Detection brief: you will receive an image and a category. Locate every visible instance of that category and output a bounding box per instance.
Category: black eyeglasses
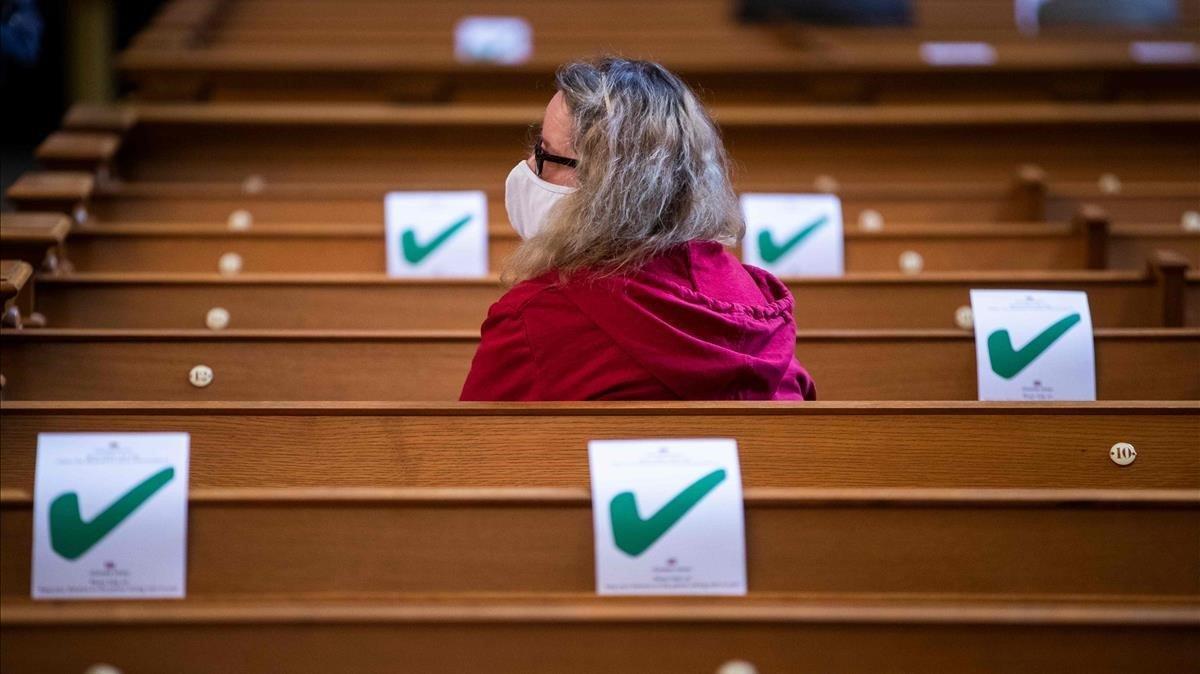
[533,135,578,177]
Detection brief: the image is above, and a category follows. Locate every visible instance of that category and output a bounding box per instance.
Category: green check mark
[49,467,175,561]
[401,214,473,265]
[987,313,1081,379]
[758,215,829,264]
[610,469,726,557]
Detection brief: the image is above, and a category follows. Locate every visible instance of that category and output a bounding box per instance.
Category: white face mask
[504,160,577,239]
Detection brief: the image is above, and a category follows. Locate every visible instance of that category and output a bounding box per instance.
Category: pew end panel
[0,212,72,275]
[4,173,95,225]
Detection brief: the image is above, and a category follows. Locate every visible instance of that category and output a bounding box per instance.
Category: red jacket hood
[556,241,815,400]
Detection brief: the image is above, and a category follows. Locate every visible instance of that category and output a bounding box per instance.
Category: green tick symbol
[757,215,829,264]
[987,313,1081,379]
[401,214,473,264]
[609,469,726,557]
[49,467,175,560]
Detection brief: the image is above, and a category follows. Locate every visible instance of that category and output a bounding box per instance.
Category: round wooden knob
[227,209,253,231]
[858,209,884,231]
[206,307,231,331]
[899,250,924,275]
[242,174,266,194]
[1097,173,1122,195]
[716,661,758,674]
[813,174,839,193]
[218,253,243,276]
[954,305,974,330]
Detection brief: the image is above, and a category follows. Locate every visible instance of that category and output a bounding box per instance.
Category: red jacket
[460,240,816,401]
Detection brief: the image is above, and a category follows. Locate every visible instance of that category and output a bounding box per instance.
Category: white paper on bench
[455,16,533,65]
[740,193,845,277]
[970,290,1096,401]
[1129,41,1199,64]
[385,191,488,277]
[32,433,190,600]
[920,42,998,66]
[588,439,747,596]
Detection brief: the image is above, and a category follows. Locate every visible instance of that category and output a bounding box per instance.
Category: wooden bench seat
[4,595,1196,673]
[28,258,1196,330]
[1,328,1195,400]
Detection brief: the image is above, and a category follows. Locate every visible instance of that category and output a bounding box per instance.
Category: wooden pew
[2,401,1197,670]
[1,485,1195,599]
[3,595,1196,673]
[1046,180,1200,225]
[40,102,1200,184]
[0,262,35,329]
[0,328,1195,400]
[0,213,72,274]
[117,0,1200,104]
[28,254,1196,330]
[53,213,1200,273]
[4,401,1196,490]
[16,150,1197,230]
[77,175,1198,229]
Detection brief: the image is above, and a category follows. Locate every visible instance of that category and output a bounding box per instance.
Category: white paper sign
[385,191,488,277]
[741,193,844,276]
[454,16,532,65]
[920,42,998,66]
[32,433,190,599]
[588,439,746,596]
[1130,41,1198,64]
[970,290,1096,401]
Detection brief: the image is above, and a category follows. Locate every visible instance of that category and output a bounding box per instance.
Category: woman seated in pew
[461,57,815,401]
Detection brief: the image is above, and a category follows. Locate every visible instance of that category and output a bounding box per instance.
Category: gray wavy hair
[503,57,745,283]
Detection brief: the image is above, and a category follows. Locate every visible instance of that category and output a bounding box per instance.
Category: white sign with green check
[385,191,489,277]
[588,439,746,596]
[740,193,844,276]
[32,433,190,599]
[970,290,1096,401]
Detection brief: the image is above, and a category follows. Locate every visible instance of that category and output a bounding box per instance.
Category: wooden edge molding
[0,400,1196,415]
[0,260,33,302]
[2,327,1198,342]
[2,596,1197,626]
[112,101,1200,128]
[34,132,122,164]
[62,103,138,133]
[5,171,95,204]
[2,487,1197,507]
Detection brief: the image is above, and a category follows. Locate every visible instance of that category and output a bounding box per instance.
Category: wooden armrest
[34,131,122,174]
[1148,249,1191,328]
[1012,163,1047,221]
[4,172,95,221]
[0,212,72,272]
[0,260,32,304]
[1073,203,1110,270]
[62,103,136,134]
[0,212,71,245]
[0,259,39,328]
